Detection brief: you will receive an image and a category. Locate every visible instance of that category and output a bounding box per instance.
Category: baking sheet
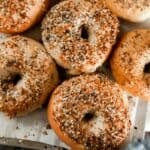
[0,1,150,149]
[145,102,150,132]
[0,109,68,149]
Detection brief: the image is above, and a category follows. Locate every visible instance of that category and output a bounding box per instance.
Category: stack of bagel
[0,0,149,149]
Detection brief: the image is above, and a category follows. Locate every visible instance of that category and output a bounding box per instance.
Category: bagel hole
[144,63,150,73]
[83,112,95,122]
[81,25,89,40]
[10,73,22,86]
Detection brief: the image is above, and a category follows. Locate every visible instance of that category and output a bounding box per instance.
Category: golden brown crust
[110,29,150,101]
[42,0,119,75]
[104,0,150,22]
[0,35,59,117]
[48,100,84,150]
[0,0,50,34]
[48,74,131,150]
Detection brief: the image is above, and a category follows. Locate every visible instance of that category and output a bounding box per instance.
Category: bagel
[48,74,131,150]
[0,0,50,34]
[111,29,150,101]
[0,35,59,117]
[42,0,119,75]
[104,0,150,22]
